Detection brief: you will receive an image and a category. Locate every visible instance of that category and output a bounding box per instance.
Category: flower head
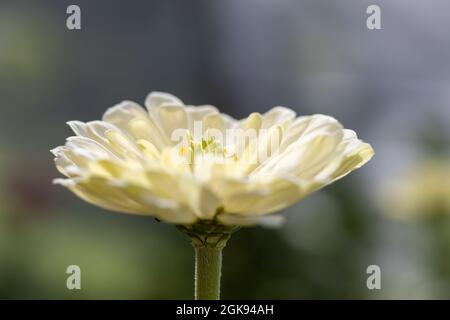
[52,92,373,226]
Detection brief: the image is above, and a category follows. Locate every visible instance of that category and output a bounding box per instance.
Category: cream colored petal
[257,125,283,163]
[102,100,148,127]
[128,118,170,150]
[65,136,117,159]
[202,113,226,136]
[144,91,184,123]
[67,120,138,158]
[53,152,120,180]
[261,106,296,129]
[225,113,262,173]
[145,91,184,112]
[185,105,219,132]
[159,146,192,175]
[327,140,374,182]
[55,176,197,224]
[279,114,341,152]
[251,120,344,178]
[206,136,260,179]
[65,124,146,166]
[66,120,89,137]
[117,182,198,224]
[54,178,132,213]
[103,130,146,163]
[69,120,112,144]
[146,170,221,220]
[303,129,374,184]
[217,213,285,227]
[224,187,299,215]
[201,113,238,145]
[52,137,119,176]
[155,104,189,144]
[238,112,262,131]
[293,133,345,180]
[240,127,372,213]
[54,177,149,214]
[135,139,161,163]
[209,175,305,215]
[51,148,80,177]
[83,159,147,187]
[100,101,169,150]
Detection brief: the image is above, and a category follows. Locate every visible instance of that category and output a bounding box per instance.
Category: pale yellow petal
[261,106,296,129]
[128,117,169,150]
[251,120,344,178]
[146,170,221,219]
[279,114,341,152]
[145,91,184,112]
[217,213,285,227]
[238,112,262,131]
[153,105,189,144]
[100,101,169,150]
[210,176,305,215]
[185,105,219,132]
[54,176,197,224]
[102,100,148,127]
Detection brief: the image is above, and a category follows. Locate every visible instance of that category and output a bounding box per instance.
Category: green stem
[177,222,239,300]
[194,245,223,300]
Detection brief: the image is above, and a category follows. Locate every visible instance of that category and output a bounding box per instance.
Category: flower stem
[194,245,223,300]
[177,222,239,300]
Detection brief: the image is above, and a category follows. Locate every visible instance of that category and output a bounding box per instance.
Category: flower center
[177,136,239,165]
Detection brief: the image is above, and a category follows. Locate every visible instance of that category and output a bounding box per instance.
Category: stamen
[179,146,188,156]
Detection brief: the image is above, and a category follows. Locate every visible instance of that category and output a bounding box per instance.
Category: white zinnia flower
[52,92,374,227]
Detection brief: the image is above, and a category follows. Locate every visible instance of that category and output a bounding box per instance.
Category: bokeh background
[1,0,449,299]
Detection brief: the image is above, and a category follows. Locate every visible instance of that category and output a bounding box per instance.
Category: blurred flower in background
[380,158,450,220]
[378,157,450,297]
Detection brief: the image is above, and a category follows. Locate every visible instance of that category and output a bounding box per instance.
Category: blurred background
[0,0,449,299]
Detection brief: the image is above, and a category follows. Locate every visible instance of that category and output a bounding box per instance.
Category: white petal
[251,119,344,178]
[54,176,148,214]
[155,104,189,143]
[279,114,341,152]
[144,91,183,113]
[101,101,169,150]
[67,120,133,156]
[210,175,305,215]
[146,170,221,219]
[217,213,285,227]
[103,129,146,163]
[52,137,120,178]
[65,136,117,160]
[186,105,219,132]
[238,112,262,130]
[66,176,196,224]
[102,100,148,126]
[261,106,296,129]
[128,118,169,150]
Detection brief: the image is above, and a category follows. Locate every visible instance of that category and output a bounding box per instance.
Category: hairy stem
[194,245,223,300]
[177,222,239,300]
